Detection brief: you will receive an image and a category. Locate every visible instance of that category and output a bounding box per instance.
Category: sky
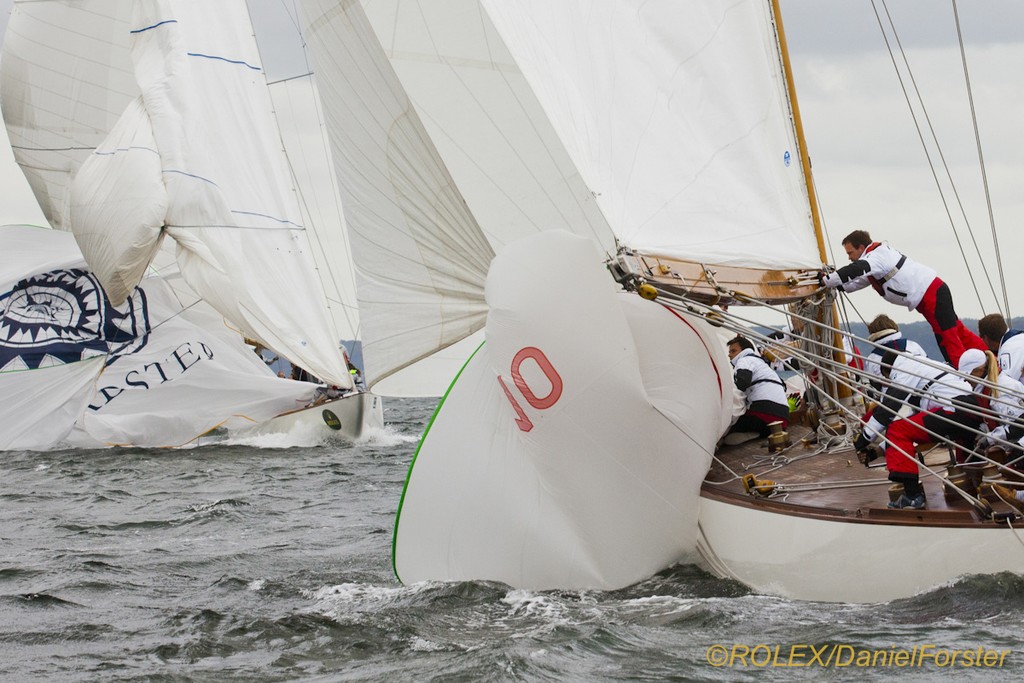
[1,0,1022,327]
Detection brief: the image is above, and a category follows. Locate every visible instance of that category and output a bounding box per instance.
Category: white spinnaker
[300,0,494,389]
[69,96,168,306]
[0,358,106,450]
[71,277,315,448]
[0,226,102,450]
[361,0,615,255]
[394,231,732,589]
[481,0,820,268]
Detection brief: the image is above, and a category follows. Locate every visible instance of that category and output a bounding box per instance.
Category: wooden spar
[770,0,826,265]
[770,0,851,400]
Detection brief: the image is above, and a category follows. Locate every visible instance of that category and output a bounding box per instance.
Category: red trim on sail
[662,306,723,399]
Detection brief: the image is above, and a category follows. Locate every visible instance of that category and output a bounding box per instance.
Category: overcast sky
[1,0,1021,325]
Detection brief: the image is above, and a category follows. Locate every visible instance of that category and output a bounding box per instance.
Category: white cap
[958,348,987,375]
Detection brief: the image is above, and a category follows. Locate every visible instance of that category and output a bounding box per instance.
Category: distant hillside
[846,317,1024,361]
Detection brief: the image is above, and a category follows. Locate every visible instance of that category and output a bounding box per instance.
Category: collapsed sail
[299,0,495,390]
[0,227,106,449]
[481,0,821,268]
[70,275,316,448]
[0,225,316,450]
[1,0,353,388]
[394,231,733,589]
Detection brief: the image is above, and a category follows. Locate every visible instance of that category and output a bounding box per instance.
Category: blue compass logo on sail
[0,269,150,371]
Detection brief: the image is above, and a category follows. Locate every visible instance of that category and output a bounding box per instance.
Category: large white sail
[1,0,353,388]
[0,225,314,449]
[481,0,821,268]
[0,1,136,230]
[361,0,616,255]
[0,226,105,449]
[395,231,733,589]
[248,0,362,344]
[299,0,495,388]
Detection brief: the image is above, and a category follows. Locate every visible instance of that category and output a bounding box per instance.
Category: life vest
[863,242,907,297]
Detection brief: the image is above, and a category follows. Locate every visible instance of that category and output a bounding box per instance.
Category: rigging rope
[951,0,1011,322]
[871,0,1001,316]
[654,286,1023,510]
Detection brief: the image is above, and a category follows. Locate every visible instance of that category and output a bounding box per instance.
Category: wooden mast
[769,0,852,401]
[770,0,827,264]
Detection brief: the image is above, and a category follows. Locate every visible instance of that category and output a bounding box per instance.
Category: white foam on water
[302,581,430,615]
[356,424,419,448]
[208,420,334,449]
[409,636,446,652]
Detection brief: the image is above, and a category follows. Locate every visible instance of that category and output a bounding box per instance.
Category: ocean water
[2,397,1023,682]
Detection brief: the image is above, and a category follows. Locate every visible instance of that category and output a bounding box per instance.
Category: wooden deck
[702,423,1022,527]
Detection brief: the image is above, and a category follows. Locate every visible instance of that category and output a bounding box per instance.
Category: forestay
[394,231,733,589]
[481,0,821,268]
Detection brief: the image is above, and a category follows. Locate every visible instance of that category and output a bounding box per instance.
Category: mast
[770,0,826,264]
[769,0,852,402]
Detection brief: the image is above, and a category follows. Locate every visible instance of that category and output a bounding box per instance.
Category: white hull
[697,496,1024,603]
[232,392,384,442]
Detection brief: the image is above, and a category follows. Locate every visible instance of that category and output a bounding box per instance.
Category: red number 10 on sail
[497,347,563,432]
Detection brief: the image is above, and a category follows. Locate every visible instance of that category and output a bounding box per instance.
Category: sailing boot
[888,473,926,510]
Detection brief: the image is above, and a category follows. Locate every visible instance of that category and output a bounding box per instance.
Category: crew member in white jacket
[820,229,986,370]
[723,335,790,446]
[977,313,1024,384]
[959,348,1024,514]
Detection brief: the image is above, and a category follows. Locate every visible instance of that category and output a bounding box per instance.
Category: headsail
[299,0,495,389]
[394,231,733,589]
[362,0,616,254]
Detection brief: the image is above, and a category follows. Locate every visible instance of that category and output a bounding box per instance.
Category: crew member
[861,314,928,398]
[977,313,1024,384]
[723,335,789,446]
[857,348,982,509]
[820,230,985,369]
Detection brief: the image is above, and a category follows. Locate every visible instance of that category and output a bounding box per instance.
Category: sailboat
[279,0,1024,602]
[0,0,382,448]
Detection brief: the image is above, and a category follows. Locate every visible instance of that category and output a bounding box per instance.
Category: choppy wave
[3,397,1024,682]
